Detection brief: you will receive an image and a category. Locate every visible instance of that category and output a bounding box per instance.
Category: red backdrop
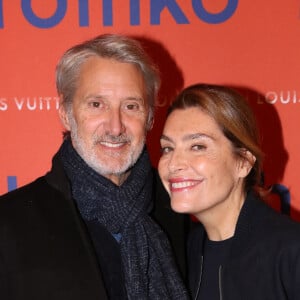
[1,0,299,220]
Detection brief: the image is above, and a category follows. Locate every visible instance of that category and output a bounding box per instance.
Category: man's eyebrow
[124,96,144,102]
[84,94,105,100]
[84,95,144,102]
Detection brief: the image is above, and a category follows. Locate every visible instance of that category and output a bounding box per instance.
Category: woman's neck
[195,190,246,241]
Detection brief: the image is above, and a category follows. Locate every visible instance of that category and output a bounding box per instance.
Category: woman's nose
[168,150,188,173]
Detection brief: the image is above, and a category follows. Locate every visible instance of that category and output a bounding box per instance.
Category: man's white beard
[68,113,145,177]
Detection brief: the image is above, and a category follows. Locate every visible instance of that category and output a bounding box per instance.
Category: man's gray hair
[56,34,160,127]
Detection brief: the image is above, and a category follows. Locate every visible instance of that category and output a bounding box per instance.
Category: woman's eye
[160,146,172,155]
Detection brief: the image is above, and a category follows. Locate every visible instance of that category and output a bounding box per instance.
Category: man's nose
[105,108,125,136]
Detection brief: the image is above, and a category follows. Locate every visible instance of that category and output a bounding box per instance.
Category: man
[0,34,189,299]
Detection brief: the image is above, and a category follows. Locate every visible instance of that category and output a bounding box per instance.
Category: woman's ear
[58,96,71,131]
[239,149,256,178]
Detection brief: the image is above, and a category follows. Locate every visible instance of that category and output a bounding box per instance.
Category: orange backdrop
[1,0,299,220]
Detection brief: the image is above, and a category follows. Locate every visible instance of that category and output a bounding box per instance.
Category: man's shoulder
[1,176,46,198]
[0,177,50,230]
[0,176,52,212]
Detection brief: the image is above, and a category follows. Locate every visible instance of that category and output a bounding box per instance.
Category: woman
[158,83,300,300]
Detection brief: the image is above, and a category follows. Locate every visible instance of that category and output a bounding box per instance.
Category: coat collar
[45,151,72,199]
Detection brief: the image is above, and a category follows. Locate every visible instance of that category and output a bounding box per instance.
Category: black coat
[0,152,189,300]
[188,191,300,300]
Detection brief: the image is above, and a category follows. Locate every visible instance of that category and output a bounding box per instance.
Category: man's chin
[89,159,132,176]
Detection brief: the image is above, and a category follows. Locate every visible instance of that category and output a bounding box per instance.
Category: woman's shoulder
[248,198,300,250]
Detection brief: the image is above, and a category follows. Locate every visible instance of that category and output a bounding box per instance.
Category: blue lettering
[271,184,291,216]
[192,0,238,24]
[130,0,140,25]
[0,0,3,28]
[103,0,113,26]
[0,0,239,29]
[21,0,67,28]
[7,176,17,192]
[151,0,189,25]
[79,0,89,26]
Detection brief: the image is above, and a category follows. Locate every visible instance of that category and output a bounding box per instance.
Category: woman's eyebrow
[160,132,213,143]
[160,134,173,142]
[186,133,213,141]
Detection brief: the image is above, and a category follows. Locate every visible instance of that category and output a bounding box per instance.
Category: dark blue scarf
[59,139,188,300]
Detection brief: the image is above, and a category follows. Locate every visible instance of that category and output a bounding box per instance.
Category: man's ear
[58,96,71,131]
[147,116,154,131]
[239,149,256,178]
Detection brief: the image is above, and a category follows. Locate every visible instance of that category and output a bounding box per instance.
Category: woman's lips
[169,178,202,192]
